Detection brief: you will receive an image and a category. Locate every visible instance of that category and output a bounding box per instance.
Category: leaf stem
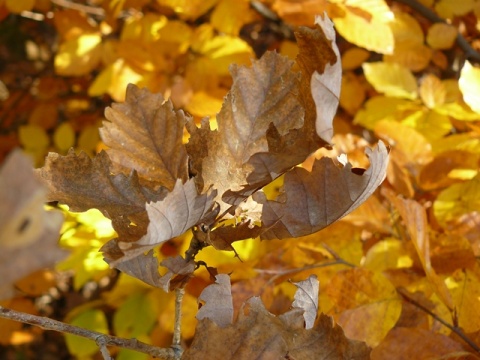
[398,289,480,353]
[0,306,177,360]
[392,0,480,63]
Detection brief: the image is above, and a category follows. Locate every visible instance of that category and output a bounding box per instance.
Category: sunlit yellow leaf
[333,5,394,54]
[459,61,480,114]
[363,62,418,99]
[55,33,102,76]
[419,74,446,109]
[430,133,480,155]
[65,309,109,358]
[389,10,424,45]
[185,91,223,119]
[210,0,254,36]
[401,109,452,141]
[341,47,370,70]
[155,0,218,20]
[53,122,75,153]
[446,265,480,333]
[157,20,193,55]
[448,168,478,180]
[354,95,419,129]
[427,23,458,49]
[5,0,34,13]
[364,238,413,272]
[121,13,167,43]
[88,59,144,101]
[374,120,432,165]
[326,268,402,346]
[434,174,480,226]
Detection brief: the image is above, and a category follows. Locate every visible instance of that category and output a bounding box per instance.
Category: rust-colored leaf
[102,84,189,190]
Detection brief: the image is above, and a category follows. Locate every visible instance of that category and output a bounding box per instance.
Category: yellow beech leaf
[383,42,432,72]
[364,238,413,272]
[419,74,446,109]
[427,23,458,49]
[363,62,418,99]
[446,266,480,333]
[155,0,218,20]
[401,109,452,141]
[333,6,394,54]
[430,133,480,155]
[341,47,370,70]
[210,0,254,36]
[19,124,49,150]
[354,96,419,129]
[374,120,432,165]
[55,33,102,76]
[53,122,75,153]
[5,0,34,14]
[459,61,480,114]
[340,72,366,115]
[389,10,424,45]
[434,174,480,226]
[77,124,101,155]
[435,0,476,18]
[185,91,223,119]
[326,267,402,346]
[88,59,144,101]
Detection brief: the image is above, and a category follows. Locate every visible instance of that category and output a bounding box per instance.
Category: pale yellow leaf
[383,42,432,72]
[210,0,254,36]
[19,125,50,150]
[389,10,424,45]
[427,23,458,49]
[53,122,76,152]
[459,61,480,114]
[55,33,102,76]
[419,74,446,108]
[333,5,394,54]
[363,62,418,99]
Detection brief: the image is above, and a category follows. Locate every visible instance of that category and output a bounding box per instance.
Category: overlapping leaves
[35,15,388,289]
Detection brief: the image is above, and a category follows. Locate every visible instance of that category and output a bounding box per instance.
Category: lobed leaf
[254,141,389,240]
[102,84,189,190]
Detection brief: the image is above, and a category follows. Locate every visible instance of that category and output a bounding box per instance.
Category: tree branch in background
[393,0,480,63]
[0,306,178,360]
[398,289,480,354]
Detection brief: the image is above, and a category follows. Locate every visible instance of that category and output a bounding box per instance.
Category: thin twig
[50,0,105,17]
[393,0,480,63]
[172,288,185,358]
[398,289,480,353]
[96,335,113,360]
[0,306,177,360]
[258,258,355,289]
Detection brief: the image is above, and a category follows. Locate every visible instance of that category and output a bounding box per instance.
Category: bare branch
[398,289,480,353]
[393,0,480,63]
[0,306,177,360]
[172,287,185,357]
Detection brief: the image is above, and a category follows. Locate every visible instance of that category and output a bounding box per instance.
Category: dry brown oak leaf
[184,296,370,360]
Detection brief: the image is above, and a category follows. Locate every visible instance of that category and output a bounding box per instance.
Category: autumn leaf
[187,50,304,213]
[196,274,233,328]
[0,150,65,300]
[35,150,165,218]
[185,296,370,359]
[104,178,217,265]
[254,141,388,239]
[101,84,189,190]
[292,274,319,329]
